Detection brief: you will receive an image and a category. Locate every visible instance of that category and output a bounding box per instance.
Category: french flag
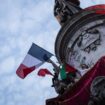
[16,43,53,79]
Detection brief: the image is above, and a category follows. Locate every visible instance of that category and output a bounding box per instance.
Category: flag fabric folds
[38,69,53,77]
[16,43,53,79]
[60,64,67,80]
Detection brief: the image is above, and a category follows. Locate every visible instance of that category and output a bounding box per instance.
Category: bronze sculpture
[46,0,105,105]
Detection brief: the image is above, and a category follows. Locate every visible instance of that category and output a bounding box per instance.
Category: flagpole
[47,59,60,75]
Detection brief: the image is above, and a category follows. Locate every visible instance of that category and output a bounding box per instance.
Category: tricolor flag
[16,43,53,79]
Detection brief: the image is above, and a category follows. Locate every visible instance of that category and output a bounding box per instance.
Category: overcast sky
[0,0,105,105]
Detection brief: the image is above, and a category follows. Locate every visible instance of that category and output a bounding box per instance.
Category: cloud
[0,57,16,75]
[80,0,105,8]
[0,0,105,105]
[0,0,58,105]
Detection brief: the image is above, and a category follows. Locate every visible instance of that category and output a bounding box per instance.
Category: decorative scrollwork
[77,29,101,53]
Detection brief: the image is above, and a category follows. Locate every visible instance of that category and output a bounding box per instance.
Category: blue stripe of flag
[28,43,53,62]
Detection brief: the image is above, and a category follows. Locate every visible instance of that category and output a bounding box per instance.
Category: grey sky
[0,0,105,105]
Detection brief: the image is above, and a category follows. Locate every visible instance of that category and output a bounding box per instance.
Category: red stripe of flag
[16,64,35,79]
[66,64,77,73]
[38,69,53,77]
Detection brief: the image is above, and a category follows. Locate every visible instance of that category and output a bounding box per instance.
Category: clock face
[67,20,105,71]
